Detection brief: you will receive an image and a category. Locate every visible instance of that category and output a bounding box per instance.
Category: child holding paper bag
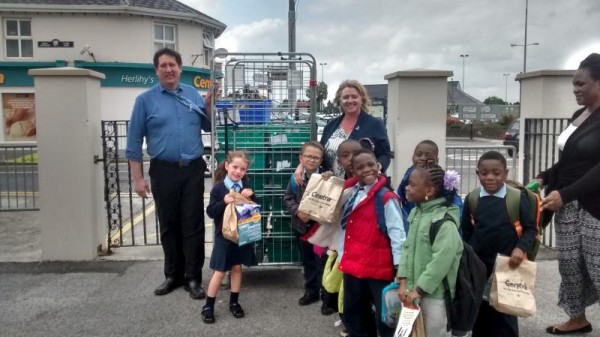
[284,141,335,315]
[203,151,257,324]
[461,151,536,337]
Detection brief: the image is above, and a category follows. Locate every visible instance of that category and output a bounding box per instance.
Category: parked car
[503,118,519,157]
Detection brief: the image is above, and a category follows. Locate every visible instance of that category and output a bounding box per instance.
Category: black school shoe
[321,302,336,316]
[201,306,215,324]
[229,303,245,318]
[298,292,320,306]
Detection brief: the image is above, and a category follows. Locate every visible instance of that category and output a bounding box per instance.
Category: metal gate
[446,145,517,195]
[523,118,569,248]
[211,52,317,265]
[101,120,159,251]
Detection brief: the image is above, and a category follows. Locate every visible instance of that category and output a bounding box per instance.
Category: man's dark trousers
[149,158,206,283]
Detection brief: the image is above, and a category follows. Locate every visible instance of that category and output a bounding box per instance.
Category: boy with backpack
[283,141,334,315]
[461,151,537,337]
[338,148,405,337]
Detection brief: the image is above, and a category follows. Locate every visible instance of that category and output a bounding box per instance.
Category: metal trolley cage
[210,52,318,265]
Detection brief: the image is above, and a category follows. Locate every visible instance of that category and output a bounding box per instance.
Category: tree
[483,96,507,105]
[323,100,340,115]
[306,81,328,110]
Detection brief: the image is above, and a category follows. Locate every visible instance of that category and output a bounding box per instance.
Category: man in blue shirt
[126,48,212,299]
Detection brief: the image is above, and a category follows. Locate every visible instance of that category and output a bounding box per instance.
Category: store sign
[38,39,73,48]
[120,74,155,85]
[74,62,212,89]
[3,93,36,141]
[193,76,212,89]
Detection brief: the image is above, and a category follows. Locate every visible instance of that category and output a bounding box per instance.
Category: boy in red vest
[338,148,405,337]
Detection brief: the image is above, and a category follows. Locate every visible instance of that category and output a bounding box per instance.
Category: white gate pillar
[385,70,453,184]
[28,67,106,261]
[516,70,577,181]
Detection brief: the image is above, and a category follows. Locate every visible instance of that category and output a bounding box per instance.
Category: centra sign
[193,76,212,89]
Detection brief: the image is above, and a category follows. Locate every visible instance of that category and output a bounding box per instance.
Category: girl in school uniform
[203,150,256,324]
[397,162,463,337]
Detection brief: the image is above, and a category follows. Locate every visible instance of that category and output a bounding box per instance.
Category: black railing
[0,144,39,211]
[523,118,569,184]
[101,120,159,251]
[523,118,569,248]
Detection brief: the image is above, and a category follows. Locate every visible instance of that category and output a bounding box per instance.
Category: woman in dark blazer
[535,53,600,335]
[297,79,391,179]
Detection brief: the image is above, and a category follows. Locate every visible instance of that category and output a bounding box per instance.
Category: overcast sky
[182,0,599,104]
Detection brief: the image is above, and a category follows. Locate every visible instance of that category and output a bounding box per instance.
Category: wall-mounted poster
[3,93,36,141]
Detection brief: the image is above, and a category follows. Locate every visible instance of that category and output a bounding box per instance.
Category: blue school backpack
[381,281,402,328]
[374,187,407,239]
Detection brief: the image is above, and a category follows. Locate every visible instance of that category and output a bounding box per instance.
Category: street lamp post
[511,0,539,73]
[319,62,327,83]
[460,54,469,90]
[511,0,539,109]
[503,73,510,103]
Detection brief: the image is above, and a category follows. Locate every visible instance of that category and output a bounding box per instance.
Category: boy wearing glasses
[284,141,333,314]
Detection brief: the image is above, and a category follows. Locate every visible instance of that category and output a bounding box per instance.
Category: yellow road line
[110,203,156,244]
[111,196,213,244]
[0,191,39,197]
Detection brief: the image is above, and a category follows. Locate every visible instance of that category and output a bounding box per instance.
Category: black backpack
[429,214,487,334]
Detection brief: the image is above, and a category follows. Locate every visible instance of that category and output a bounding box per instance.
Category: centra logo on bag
[311,192,333,202]
[504,278,528,291]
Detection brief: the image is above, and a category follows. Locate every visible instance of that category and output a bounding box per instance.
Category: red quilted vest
[339,175,395,281]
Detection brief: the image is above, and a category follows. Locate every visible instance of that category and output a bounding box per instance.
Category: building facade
[0,0,226,143]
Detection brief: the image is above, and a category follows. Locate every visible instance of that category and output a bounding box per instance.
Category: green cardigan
[397,198,463,299]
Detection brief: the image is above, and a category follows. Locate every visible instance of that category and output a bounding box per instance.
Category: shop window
[4,19,33,58]
[154,23,176,50]
[204,47,212,66]
[202,32,214,66]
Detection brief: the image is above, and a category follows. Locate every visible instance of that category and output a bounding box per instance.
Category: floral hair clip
[443,170,460,192]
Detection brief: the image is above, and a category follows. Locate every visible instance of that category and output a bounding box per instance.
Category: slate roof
[364,82,484,106]
[0,0,226,36]
[364,84,387,99]
[447,81,483,105]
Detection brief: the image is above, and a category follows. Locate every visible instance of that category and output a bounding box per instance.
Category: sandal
[229,303,245,318]
[201,306,215,324]
[546,324,592,335]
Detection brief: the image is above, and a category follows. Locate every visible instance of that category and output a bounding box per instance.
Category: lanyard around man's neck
[165,89,206,118]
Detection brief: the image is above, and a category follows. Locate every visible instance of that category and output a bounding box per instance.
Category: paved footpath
[1,212,599,337]
[1,256,599,337]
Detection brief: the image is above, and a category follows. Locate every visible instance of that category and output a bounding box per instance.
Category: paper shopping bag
[222,191,262,245]
[298,173,345,226]
[411,312,425,337]
[393,305,422,337]
[490,255,537,317]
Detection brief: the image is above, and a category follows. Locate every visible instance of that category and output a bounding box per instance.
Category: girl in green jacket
[397,163,463,337]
